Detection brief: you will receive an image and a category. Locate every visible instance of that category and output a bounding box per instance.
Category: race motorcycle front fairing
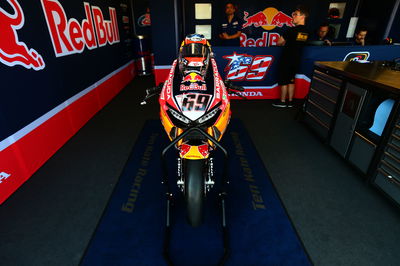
[159,58,231,160]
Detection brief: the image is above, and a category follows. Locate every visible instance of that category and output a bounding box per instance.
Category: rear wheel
[184,159,205,227]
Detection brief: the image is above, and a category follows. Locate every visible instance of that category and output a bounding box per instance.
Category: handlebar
[224,80,246,99]
[224,80,244,92]
[141,82,164,105]
[229,84,245,92]
[146,86,162,95]
[142,80,247,105]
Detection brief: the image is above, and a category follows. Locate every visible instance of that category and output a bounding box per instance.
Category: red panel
[294,78,311,99]
[229,78,310,100]
[0,62,135,204]
[0,144,29,199]
[154,68,171,85]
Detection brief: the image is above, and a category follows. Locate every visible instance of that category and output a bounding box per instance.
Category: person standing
[219,2,242,46]
[273,5,310,108]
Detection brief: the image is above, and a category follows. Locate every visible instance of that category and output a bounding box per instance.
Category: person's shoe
[287,101,294,108]
[272,100,286,108]
[272,100,287,108]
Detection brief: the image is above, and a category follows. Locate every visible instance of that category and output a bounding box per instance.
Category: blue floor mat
[80,119,312,266]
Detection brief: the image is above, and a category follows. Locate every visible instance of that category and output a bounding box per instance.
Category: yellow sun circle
[261,7,279,31]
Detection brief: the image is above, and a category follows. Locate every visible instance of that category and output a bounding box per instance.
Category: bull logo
[243,11,267,28]
[0,0,45,70]
[243,7,294,30]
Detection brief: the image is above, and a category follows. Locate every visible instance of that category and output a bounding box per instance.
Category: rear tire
[184,159,205,227]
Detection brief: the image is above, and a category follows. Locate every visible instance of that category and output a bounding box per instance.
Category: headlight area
[165,103,222,128]
[196,104,222,126]
[166,106,191,127]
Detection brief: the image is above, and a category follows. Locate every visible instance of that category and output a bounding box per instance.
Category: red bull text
[41,0,120,57]
[240,32,280,47]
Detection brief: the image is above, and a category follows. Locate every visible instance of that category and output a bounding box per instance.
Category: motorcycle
[141,33,244,264]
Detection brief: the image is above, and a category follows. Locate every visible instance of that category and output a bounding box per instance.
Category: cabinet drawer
[311,76,340,101]
[379,159,400,180]
[348,132,376,174]
[374,168,400,205]
[314,70,342,87]
[392,125,400,138]
[388,134,400,150]
[304,111,329,140]
[308,89,337,114]
[387,143,400,160]
[306,99,333,127]
[381,152,400,173]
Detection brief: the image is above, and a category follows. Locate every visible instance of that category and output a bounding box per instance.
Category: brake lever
[140,90,152,105]
[140,83,164,105]
[141,91,158,105]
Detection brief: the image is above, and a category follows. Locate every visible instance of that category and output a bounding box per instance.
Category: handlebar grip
[146,87,160,95]
[146,82,164,95]
[224,80,244,91]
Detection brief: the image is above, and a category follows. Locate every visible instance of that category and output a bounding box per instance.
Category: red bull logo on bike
[41,0,120,57]
[180,83,207,91]
[223,52,274,81]
[182,72,204,83]
[0,0,45,70]
[243,7,294,30]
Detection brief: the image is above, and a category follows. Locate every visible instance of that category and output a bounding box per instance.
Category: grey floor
[0,75,399,266]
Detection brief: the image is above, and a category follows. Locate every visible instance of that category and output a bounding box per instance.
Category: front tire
[184,159,205,227]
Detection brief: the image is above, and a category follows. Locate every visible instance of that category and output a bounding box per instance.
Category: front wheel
[184,159,206,227]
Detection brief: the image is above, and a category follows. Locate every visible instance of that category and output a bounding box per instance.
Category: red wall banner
[0,62,135,204]
[0,0,135,204]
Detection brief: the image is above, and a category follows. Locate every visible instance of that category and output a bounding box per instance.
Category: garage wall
[0,0,135,204]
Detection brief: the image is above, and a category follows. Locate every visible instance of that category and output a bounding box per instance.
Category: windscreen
[181,43,209,58]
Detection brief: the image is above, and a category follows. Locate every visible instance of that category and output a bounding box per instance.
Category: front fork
[176,157,215,194]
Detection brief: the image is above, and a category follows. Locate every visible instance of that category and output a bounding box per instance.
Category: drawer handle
[377,168,400,187]
[387,175,400,187]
